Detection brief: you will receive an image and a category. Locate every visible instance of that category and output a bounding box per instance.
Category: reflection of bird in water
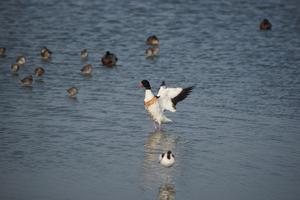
[145,47,160,58]
[144,131,176,161]
[158,184,176,200]
[142,131,177,189]
[159,151,175,167]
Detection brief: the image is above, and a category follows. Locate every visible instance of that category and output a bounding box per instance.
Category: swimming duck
[20,75,33,86]
[41,46,52,60]
[35,67,45,76]
[67,87,79,97]
[146,35,159,46]
[0,47,6,57]
[145,47,160,58]
[81,49,88,60]
[260,19,272,30]
[101,51,118,67]
[140,80,194,129]
[80,64,92,75]
[16,55,26,65]
[11,63,20,73]
[159,151,175,167]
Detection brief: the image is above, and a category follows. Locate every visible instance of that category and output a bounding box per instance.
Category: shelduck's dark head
[160,81,165,86]
[140,80,151,89]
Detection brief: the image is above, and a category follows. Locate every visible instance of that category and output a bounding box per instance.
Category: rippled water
[0,0,300,199]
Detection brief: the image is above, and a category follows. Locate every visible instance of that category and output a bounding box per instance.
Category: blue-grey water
[0,0,300,199]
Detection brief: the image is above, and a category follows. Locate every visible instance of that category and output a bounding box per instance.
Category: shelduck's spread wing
[157,86,194,112]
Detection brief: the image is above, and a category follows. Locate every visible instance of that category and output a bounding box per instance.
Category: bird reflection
[144,131,177,167]
[142,131,177,189]
[145,131,176,150]
[158,184,176,200]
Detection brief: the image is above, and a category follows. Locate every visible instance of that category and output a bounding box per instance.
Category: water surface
[0,0,300,199]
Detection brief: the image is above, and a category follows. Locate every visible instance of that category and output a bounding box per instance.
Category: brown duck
[35,67,45,76]
[41,47,52,60]
[11,63,20,73]
[67,87,79,97]
[81,64,92,75]
[20,75,33,86]
[260,19,272,30]
[101,51,118,67]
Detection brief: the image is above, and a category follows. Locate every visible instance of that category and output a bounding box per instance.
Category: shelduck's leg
[153,122,158,131]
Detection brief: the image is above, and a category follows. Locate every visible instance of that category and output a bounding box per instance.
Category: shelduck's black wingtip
[171,85,195,106]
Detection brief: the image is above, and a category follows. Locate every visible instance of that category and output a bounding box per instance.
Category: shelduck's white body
[143,89,172,127]
[140,80,193,129]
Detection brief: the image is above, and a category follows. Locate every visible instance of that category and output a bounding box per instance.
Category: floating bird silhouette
[146,35,159,46]
[260,19,272,30]
[0,47,6,57]
[35,67,45,76]
[20,75,33,86]
[11,63,20,73]
[16,55,26,65]
[159,151,175,167]
[101,51,118,67]
[81,49,88,60]
[41,46,52,60]
[80,64,92,75]
[140,80,194,129]
[67,87,79,97]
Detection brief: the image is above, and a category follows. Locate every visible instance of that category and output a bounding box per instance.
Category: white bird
[140,80,194,129]
[159,151,175,167]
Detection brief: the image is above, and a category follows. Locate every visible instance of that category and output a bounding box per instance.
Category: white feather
[157,86,183,112]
